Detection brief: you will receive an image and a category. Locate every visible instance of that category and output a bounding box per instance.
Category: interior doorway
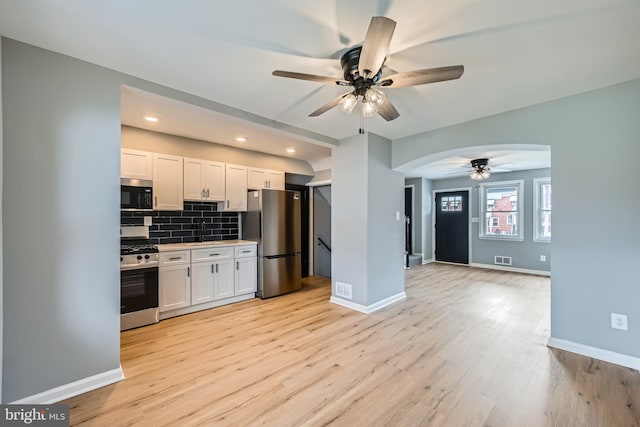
[434,189,470,264]
[312,185,331,278]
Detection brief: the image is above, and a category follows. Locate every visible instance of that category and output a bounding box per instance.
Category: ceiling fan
[444,158,513,181]
[272,16,464,123]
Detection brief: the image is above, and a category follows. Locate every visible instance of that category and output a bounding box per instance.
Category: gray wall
[332,133,404,307]
[0,37,318,402]
[0,36,4,403]
[2,38,122,401]
[393,79,640,359]
[433,168,551,271]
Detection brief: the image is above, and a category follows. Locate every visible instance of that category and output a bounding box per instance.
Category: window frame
[533,177,551,242]
[479,179,524,241]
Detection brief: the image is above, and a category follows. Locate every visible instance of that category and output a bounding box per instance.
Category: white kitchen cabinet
[121,148,153,180]
[184,158,225,202]
[235,257,257,295]
[247,167,284,190]
[224,164,248,211]
[213,259,235,300]
[191,262,215,305]
[191,247,234,304]
[234,244,257,295]
[159,251,191,312]
[153,153,184,210]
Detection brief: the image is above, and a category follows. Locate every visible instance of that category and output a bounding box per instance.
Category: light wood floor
[65,264,640,426]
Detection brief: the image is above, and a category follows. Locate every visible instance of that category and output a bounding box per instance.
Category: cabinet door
[184,157,205,201]
[224,164,247,211]
[214,259,235,300]
[247,168,267,190]
[204,161,226,201]
[153,153,184,210]
[235,257,257,295]
[191,262,215,305]
[121,149,153,180]
[159,264,191,312]
[267,171,285,190]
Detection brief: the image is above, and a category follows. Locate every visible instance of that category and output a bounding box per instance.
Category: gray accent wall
[393,79,640,359]
[433,168,551,271]
[332,133,404,307]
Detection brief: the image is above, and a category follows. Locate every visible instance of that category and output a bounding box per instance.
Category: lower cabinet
[159,244,257,318]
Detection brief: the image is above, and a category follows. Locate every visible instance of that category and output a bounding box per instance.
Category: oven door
[120,267,159,314]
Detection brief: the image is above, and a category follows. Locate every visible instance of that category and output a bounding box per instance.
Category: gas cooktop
[120,243,158,255]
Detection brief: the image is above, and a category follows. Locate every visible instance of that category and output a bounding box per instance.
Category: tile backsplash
[121,201,240,244]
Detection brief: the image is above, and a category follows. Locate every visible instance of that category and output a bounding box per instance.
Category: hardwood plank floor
[65,264,640,426]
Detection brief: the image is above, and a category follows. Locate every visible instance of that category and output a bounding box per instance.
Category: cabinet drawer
[159,251,191,266]
[235,245,257,258]
[192,247,233,262]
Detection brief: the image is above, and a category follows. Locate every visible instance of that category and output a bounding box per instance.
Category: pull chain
[359,99,365,134]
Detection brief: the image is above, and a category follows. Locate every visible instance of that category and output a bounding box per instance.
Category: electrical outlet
[611,313,628,331]
[540,255,546,262]
[395,211,400,221]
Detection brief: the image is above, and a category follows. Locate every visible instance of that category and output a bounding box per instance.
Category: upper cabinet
[224,164,247,211]
[153,153,184,210]
[184,158,225,202]
[121,148,153,180]
[247,167,285,190]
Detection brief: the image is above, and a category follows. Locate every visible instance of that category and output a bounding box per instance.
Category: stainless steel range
[120,226,159,331]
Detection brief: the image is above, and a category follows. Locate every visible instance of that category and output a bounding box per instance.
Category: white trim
[330,291,407,314]
[404,184,415,255]
[533,177,552,242]
[11,365,124,404]
[432,188,472,264]
[422,258,434,265]
[470,262,550,276]
[547,337,640,370]
[306,179,331,187]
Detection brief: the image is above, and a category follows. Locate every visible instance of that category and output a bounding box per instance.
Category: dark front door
[435,191,469,264]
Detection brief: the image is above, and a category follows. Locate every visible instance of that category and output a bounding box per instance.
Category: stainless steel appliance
[120,226,159,330]
[244,189,302,298]
[121,178,153,211]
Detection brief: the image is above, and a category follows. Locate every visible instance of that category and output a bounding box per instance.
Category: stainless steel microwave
[121,178,153,211]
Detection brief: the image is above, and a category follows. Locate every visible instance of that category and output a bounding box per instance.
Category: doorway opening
[312,185,331,278]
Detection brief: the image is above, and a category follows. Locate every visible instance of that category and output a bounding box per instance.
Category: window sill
[479,235,524,242]
[533,238,551,243]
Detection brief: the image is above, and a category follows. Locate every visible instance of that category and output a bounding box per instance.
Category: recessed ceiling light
[235,136,247,142]
[144,116,159,123]
[286,148,296,153]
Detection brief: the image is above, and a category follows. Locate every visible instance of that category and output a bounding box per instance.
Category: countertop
[157,240,257,252]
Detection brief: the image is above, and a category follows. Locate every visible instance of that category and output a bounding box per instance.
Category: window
[440,195,463,212]
[534,178,551,241]
[479,180,524,240]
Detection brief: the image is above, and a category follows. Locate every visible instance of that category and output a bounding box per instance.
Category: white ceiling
[1,0,638,176]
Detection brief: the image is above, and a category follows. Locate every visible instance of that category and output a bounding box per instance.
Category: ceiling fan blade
[309,92,352,117]
[380,65,464,88]
[358,16,396,78]
[377,97,400,121]
[272,70,349,86]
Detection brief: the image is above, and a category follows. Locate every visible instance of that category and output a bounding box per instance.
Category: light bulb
[362,101,377,118]
[339,93,357,114]
[365,88,385,107]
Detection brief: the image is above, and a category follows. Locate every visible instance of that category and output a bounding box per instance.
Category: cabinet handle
[236,261,239,270]
[201,189,205,198]
[268,180,271,188]
[211,264,214,274]
[169,256,181,261]
[227,200,229,208]
[155,196,157,207]
[187,267,190,277]
[242,250,251,253]
[209,253,219,257]
[206,189,210,198]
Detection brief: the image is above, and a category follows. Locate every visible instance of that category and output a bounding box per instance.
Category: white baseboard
[330,291,406,314]
[11,365,124,404]
[470,262,551,277]
[422,258,434,265]
[547,337,640,370]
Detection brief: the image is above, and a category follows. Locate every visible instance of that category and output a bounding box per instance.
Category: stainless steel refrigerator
[244,189,302,298]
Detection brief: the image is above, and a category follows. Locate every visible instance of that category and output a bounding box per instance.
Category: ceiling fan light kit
[469,158,491,181]
[272,16,464,128]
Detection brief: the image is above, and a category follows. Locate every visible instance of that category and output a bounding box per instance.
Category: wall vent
[494,256,512,266]
[335,281,352,299]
